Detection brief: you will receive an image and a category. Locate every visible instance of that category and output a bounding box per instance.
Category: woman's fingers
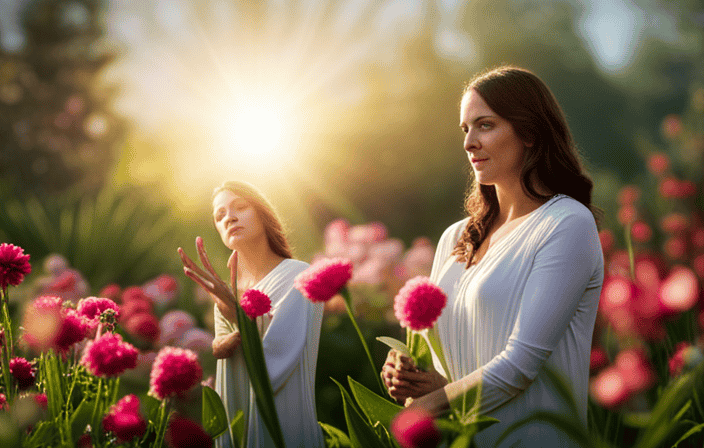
[184,267,216,291]
[228,251,238,294]
[196,237,219,279]
[179,247,216,285]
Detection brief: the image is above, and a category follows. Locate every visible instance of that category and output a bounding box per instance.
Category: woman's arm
[212,331,241,359]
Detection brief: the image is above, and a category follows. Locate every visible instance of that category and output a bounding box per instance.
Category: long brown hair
[452,66,600,266]
[212,181,293,259]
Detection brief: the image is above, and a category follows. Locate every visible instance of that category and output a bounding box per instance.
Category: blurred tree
[0,0,126,199]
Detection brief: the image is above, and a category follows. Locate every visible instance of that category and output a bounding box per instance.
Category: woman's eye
[480,122,492,130]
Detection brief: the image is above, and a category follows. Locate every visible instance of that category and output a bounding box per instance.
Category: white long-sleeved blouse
[429,195,603,447]
[214,259,324,448]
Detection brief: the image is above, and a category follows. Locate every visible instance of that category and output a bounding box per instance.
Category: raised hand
[178,237,239,322]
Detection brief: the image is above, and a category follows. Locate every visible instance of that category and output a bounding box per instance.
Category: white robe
[430,195,603,447]
[214,259,324,448]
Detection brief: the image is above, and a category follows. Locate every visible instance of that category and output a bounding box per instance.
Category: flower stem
[426,328,452,383]
[0,287,14,403]
[340,287,386,396]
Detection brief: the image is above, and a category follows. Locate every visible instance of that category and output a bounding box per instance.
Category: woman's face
[460,89,531,189]
[212,190,267,250]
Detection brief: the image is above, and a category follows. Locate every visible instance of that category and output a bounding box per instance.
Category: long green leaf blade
[347,376,402,430]
[202,385,229,438]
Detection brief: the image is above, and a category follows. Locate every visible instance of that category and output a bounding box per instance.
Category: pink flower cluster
[0,243,31,289]
[80,332,138,377]
[393,276,447,331]
[22,295,88,353]
[143,274,179,308]
[390,408,441,448]
[107,285,160,346]
[76,296,120,335]
[149,347,202,400]
[668,342,703,377]
[102,394,147,443]
[313,219,435,318]
[9,357,36,390]
[295,258,353,303]
[240,289,272,319]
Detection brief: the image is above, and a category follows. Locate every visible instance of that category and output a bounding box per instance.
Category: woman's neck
[234,241,285,290]
[494,182,545,224]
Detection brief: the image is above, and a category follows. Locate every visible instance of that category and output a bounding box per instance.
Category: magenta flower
[166,415,213,448]
[149,347,202,400]
[393,276,447,331]
[10,357,36,390]
[103,394,147,443]
[77,297,120,332]
[240,289,272,319]
[80,332,138,377]
[124,312,161,345]
[55,309,88,352]
[0,243,31,290]
[0,393,7,411]
[294,258,353,303]
[659,266,699,313]
[33,393,48,409]
[390,408,441,448]
[590,366,630,408]
[668,342,703,377]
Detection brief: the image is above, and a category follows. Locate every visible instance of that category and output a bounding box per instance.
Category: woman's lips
[471,158,488,165]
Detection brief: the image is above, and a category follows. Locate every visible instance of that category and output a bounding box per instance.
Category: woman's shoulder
[438,218,470,248]
[282,258,310,274]
[542,195,596,228]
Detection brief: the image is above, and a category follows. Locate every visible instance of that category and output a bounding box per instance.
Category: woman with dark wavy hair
[382,66,604,447]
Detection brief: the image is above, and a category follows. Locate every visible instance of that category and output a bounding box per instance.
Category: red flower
[599,229,615,254]
[661,213,689,234]
[99,284,121,302]
[119,300,152,323]
[659,177,697,199]
[294,258,353,303]
[590,366,629,408]
[630,221,652,243]
[0,393,7,411]
[664,237,687,260]
[615,348,655,394]
[149,347,202,400]
[659,266,699,313]
[0,243,31,289]
[9,357,36,390]
[394,276,447,331]
[617,205,637,226]
[80,332,138,377]
[33,393,47,409]
[54,309,88,352]
[103,394,147,443]
[165,415,213,448]
[589,347,609,373]
[390,408,441,448]
[669,342,691,377]
[661,114,682,139]
[240,289,272,319]
[617,185,640,205]
[647,152,669,175]
[124,312,160,345]
[121,286,150,305]
[76,297,120,333]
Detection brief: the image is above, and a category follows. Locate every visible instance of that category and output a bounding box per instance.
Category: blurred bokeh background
[1,0,703,434]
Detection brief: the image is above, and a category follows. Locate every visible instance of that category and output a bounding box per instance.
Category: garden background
[1,0,703,446]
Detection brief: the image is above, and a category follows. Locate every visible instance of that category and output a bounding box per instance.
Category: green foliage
[0,187,183,288]
[201,385,228,439]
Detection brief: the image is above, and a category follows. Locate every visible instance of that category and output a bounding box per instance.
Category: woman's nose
[464,133,479,152]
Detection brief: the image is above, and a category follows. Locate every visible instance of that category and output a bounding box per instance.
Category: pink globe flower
[617,185,640,205]
[294,258,353,303]
[598,229,615,254]
[119,300,152,323]
[0,393,7,411]
[165,415,213,448]
[590,366,630,408]
[589,347,609,374]
[99,284,121,302]
[240,289,272,319]
[394,276,447,331]
[143,274,179,306]
[149,347,202,400]
[177,328,214,353]
[0,243,31,289]
[55,309,88,352]
[103,394,147,443]
[659,266,699,313]
[390,408,441,448]
[661,213,689,234]
[617,205,637,226]
[80,332,138,377]
[33,393,48,409]
[76,297,120,333]
[631,221,652,243]
[661,114,682,139]
[669,342,691,377]
[9,357,36,390]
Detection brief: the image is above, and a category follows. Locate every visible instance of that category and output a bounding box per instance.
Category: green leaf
[671,421,704,448]
[235,303,285,448]
[70,398,94,444]
[141,394,162,423]
[42,353,65,419]
[407,331,434,371]
[331,378,387,448]
[202,385,229,438]
[449,433,473,448]
[231,410,245,448]
[319,422,352,448]
[495,411,593,448]
[347,376,402,430]
[376,337,411,358]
